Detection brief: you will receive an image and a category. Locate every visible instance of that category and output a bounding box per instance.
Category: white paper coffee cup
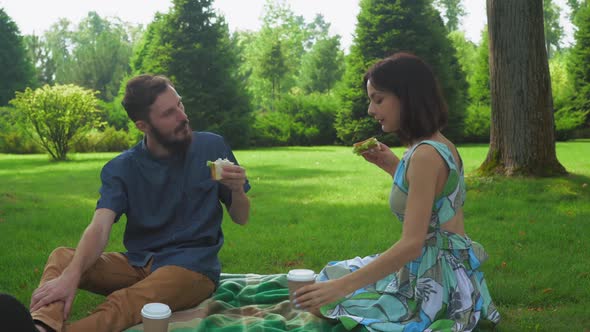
[287,269,316,308]
[141,303,171,332]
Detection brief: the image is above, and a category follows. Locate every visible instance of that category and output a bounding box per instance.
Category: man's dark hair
[121,75,173,122]
[0,293,38,332]
[363,52,448,145]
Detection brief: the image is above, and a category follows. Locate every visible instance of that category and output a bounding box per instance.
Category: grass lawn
[1,140,589,331]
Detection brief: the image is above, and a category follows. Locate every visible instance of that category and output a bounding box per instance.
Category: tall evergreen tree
[132,0,252,147]
[130,14,169,76]
[335,0,468,144]
[0,8,35,105]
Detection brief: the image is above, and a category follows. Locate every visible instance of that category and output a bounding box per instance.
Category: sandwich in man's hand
[206,158,234,180]
[352,137,379,155]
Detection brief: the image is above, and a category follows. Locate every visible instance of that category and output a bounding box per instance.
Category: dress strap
[398,140,462,190]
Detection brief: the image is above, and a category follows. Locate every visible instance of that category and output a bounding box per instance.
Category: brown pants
[31,247,215,332]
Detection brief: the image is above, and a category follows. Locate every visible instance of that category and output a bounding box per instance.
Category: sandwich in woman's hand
[206,158,234,180]
[352,137,379,155]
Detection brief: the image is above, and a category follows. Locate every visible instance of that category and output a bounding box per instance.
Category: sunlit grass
[1,141,589,331]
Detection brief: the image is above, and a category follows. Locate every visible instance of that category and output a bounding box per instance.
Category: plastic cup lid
[141,303,171,319]
[287,269,316,281]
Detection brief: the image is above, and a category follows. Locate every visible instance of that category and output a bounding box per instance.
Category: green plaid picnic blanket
[126,273,364,332]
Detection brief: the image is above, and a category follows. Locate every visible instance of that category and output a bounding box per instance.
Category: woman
[294,53,500,331]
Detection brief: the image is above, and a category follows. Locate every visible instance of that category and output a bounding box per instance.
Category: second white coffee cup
[287,269,316,308]
[141,302,171,332]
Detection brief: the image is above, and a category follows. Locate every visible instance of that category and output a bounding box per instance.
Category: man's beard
[149,120,193,156]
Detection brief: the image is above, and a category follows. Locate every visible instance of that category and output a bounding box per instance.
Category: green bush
[72,126,136,152]
[97,126,135,152]
[251,111,292,147]
[463,104,490,143]
[10,84,102,160]
[250,93,339,147]
[278,93,338,146]
[555,106,589,141]
[0,131,42,154]
[100,98,130,130]
[0,106,42,154]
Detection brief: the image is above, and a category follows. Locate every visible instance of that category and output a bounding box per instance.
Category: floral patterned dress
[317,140,500,332]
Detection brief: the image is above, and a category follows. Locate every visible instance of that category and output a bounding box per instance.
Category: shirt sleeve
[96,160,128,222]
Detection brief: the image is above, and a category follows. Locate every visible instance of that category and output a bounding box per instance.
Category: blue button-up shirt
[96,131,250,284]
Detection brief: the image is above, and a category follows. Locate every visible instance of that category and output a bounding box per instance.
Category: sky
[0,0,575,52]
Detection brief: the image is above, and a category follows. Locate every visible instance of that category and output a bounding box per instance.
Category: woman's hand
[293,279,349,311]
[361,142,399,176]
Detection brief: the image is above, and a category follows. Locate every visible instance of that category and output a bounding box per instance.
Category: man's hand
[30,271,80,319]
[221,164,250,225]
[29,209,115,319]
[219,164,246,193]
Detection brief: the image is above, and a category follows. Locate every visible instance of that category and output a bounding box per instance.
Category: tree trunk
[481,0,566,176]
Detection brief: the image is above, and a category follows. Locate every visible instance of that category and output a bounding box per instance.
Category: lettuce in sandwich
[352,137,379,155]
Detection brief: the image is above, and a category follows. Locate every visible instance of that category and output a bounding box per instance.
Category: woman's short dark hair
[363,52,448,144]
[121,75,173,122]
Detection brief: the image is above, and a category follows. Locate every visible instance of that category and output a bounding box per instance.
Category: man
[0,293,38,331]
[29,75,251,332]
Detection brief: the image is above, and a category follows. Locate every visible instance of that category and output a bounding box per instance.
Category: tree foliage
[298,36,345,94]
[24,34,55,86]
[260,38,288,109]
[568,2,590,127]
[238,0,324,110]
[569,2,590,94]
[550,51,575,112]
[335,0,468,145]
[544,0,564,58]
[450,29,491,142]
[469,27,491,107]
[233,1,344,146]
[567,0,583,20]
[132,0,252,147]
[26,13,137,102]
[448,31,477,84]
[42,18,73,85]
[66,12,134,101]
[10,85,102,161]
[0,8,35,105]
[434,0,466,31]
